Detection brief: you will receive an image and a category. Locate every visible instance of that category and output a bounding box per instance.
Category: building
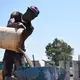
[32,60,41,67]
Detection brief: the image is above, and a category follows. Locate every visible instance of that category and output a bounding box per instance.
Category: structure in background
[44,55,80,80]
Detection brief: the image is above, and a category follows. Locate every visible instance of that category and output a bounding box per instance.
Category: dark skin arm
[7,18,26,30]
[21,22,34,41]
[7,16,34,36]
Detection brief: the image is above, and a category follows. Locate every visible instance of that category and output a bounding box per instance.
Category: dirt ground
[0,70,2,80]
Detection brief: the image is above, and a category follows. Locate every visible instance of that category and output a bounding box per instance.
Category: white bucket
[0,27,24,52]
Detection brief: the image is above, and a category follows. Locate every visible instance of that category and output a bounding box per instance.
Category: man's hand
[18,22,26,29]
[7,22,26,30]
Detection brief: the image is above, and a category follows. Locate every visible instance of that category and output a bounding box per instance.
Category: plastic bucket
[0,27,24,52]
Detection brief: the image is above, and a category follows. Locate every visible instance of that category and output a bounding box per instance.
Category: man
[2,6,40,80]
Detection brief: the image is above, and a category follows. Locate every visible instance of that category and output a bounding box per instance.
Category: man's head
[22,6,40,22]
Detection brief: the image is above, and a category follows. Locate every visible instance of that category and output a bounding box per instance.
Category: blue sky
[0,0,80,65]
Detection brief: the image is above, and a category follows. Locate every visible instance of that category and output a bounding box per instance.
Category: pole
[32,55,35,67]
[19,48,34,68]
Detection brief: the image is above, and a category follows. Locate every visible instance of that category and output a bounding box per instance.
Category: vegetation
[45,38,73,67]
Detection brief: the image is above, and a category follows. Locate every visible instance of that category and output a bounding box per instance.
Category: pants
[2,50,25,80]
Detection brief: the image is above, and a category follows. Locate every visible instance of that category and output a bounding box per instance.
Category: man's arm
[21,22,34,41]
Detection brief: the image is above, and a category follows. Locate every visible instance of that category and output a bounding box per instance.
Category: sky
[0,0,80,66]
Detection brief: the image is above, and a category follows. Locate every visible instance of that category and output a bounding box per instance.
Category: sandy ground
[0,70,2,80]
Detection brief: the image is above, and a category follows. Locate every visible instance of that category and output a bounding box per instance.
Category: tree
[45,38,73,66]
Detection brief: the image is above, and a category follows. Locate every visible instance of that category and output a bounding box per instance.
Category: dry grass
[0,70,2,80]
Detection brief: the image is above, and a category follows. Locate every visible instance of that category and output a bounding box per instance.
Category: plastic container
[0,27,24,52]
